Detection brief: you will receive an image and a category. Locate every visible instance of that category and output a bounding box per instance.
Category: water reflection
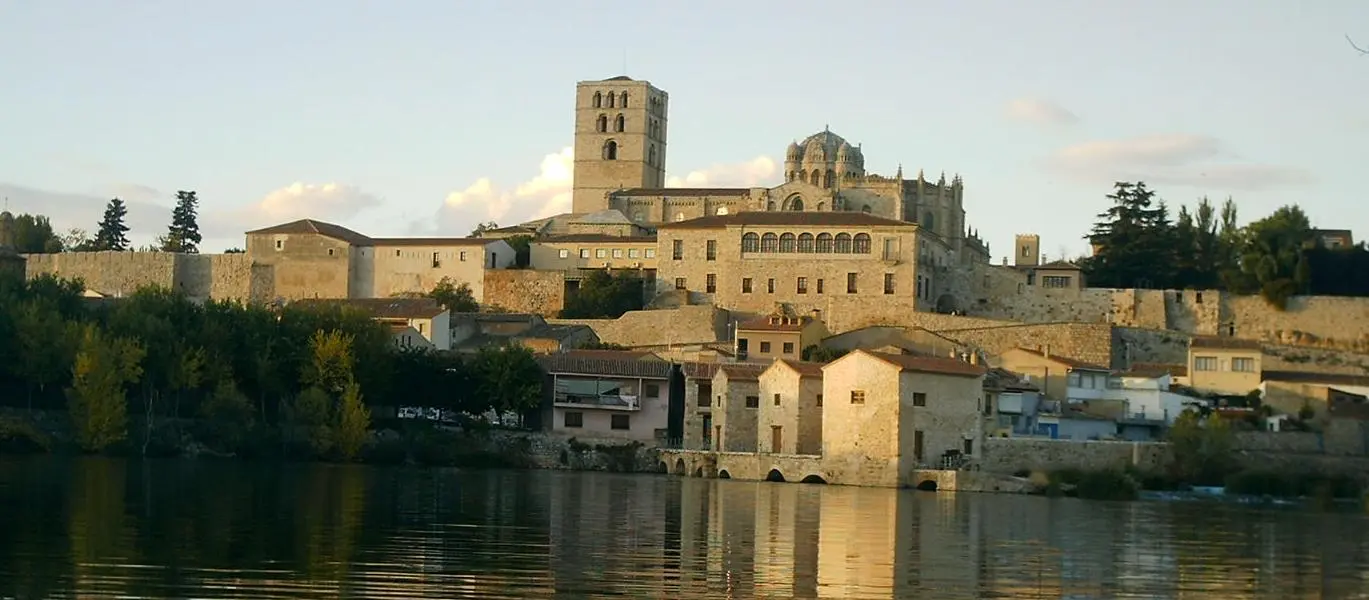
[1,457,1367,599]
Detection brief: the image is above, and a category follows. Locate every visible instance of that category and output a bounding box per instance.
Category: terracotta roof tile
[1011,347,1110,371]
[682,362,722,380]
[657,211,915,230]
[771,359,825,378]
[863,351,987,378]
[246,219,373,246]
[536,353,673,379]
[717,363,768,381]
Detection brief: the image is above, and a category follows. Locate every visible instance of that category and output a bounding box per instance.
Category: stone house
[528,233,658,276]
[757,359,825,455]
[734,305,829,362]
[996,347,1111,403]
[681,362,721,450]
[293,297,452,350]
[535,350,679,443]
[710,363,768,452]
[820,350,986,486]
[245,219,517,303]
[1187,336,1262,395]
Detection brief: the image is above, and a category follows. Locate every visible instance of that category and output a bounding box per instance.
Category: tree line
[1081,181,1369,307]
[7,191,203,253]
[0,273,545,460]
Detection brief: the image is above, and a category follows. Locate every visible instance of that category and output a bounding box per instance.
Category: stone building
[734,304,829,362]
[710,363,766,452]
[571,77,670,214]
[757,359,825,455]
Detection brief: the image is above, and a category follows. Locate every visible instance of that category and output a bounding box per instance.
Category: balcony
[554,393,642,411]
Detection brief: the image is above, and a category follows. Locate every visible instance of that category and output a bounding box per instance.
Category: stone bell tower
[571,76,670,214]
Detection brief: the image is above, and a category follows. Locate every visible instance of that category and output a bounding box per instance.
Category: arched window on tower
[760,233,779,252]
[615,114,625,132]
[834,233,853,253]
[779,233,796,253]
[593,92,603,108]
[853,233,871,254]
[742,232,760,253]
[797,233,814,253]
[816,202,825,211]
[620,91,628,107]
[596,114,608,133]
[648,145,657,167]
[810,170,820,185]
[603,140,618,160]
[606,92,616,108]
[816,233,833,253]
[824,170,834,188]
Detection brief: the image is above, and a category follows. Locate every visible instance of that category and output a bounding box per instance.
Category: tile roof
[372,237,499,247]
[983,367,1039,392]
[717,363,768,381]
[293,297,446,319]
[246,219,373,246]
[612,188,752,197]
[861,351,987,378]
[770,359,825,378]
[538,234,657,243]
[681,362,722,380]
[569,209,634,224]
[1189,336,1263,351]
[537,352,673,379]
[1010,347,1110,371]
[555,349,662,361]
[656,211,915,230]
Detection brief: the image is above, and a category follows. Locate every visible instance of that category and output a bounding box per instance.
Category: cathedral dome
[797,129,862,166]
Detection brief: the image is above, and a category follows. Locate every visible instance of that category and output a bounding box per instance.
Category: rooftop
[770,359,825,378]
[537,352,673,379]
[538,234,657,244]
[1189,336,1263,351]
[717,363,769,381]
[657,211,914,230]
[1009,347,1111,371]
[247,218,501,247]
[293,297,446,319]
[612,188,751,198]
[859,351,987,378]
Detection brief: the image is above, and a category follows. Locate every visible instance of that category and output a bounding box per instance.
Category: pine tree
[160,190,202,253]
[1082,182,1171,288]
[92,198,131,251]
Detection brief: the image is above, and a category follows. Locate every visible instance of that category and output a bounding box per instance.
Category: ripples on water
[1,457,1368,599]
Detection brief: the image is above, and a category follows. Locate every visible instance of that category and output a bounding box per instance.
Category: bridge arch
[915,479,939,492]
[765,469,786,482]
[656,461,668,474]
[674,458,687,475]
[718,469,732,479]
[799,474,827,484]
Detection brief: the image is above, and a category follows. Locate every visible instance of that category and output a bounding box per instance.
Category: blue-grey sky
[2,0,1365,256]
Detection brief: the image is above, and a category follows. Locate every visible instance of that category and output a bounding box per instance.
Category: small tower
[1014,234,1041,267]
[0,211,25,281]
[571,76,669,214]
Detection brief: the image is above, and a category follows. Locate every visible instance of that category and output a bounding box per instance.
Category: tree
[505,234,532,268]
[469,346,544,424]
[559,270,645,318]
[427,277,479,312]
[1081,182,1173,288]
[802,345,848,362]
[224,247,245,254]
[470,221,500,237]
[301,330,356,395]
[67,325,146,452]
[92,199,131,252]
[11,214,63,253]
[1233,205,1312,309]
[334,381,370,461]
[59,228,92,252]
[13,300,77,411]
[1167,410,1234,485]
[199,381,256,453]
[159,190,203,253]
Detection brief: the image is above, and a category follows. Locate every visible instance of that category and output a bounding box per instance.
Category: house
[1187,336,1262,396]
[820,350,986,486]
[757,359,825,455]
[983,368,1042,437]
[1034,409,1118,441]
[389,324,435,351]
[536,350,679,442]
[996,347,1111,403]
[711,363,768,452]
[294,297,451,350]
[528,234,658,274]
[681,362,722,450]
[735,305,828,362]
[1261,370,1369,423]
[449,312,598,353]
[1313,228,1355,249]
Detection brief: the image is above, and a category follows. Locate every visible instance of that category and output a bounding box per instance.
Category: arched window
[810,170,820,185]
[603,140,618,160]
[786,195,804,211]
[816,233,833,253]
[824,170,834,188]
[615,114,625,132]
[797,233,814,253]
[766,201,776,211]
[779,233,796,252]
[742,232,760,253]
[861,204,871,214]
[924,212,935,232]
[816,202,825,211]
[853,233,871,254]
[596,114,607,132]
[834,233,852,253]
[607,92,616,108]
[620,91,628,107]
[648,145,657,166]
[593,92,603,108]
[760,233,779,252]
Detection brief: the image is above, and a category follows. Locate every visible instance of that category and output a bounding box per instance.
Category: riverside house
[536,350,682,443]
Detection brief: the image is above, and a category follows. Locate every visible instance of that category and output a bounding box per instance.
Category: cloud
[422,149,780,235]
[1004,98,1079,127]
[1043,134,1313,191]
[0,182,171,239]
[241,182,384,226]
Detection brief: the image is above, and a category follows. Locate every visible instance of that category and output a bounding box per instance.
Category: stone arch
[852,233,871,254]
[657,461,669,474]
[693,467,704,478]
[924,211,935,232]
[619,90,629,107]
[800,474,827,484]
[823,170,834,188]
[761,233,779,252]
[674,212,685,222]
[614,114,625,132]
[765,469,786,482]
[742,232,760,253]
[915,479,939,492]
[861,204,872,214]
[718,469,732,479]
[816,202,825,211]
[593,91,603,108]
[603,140,618,160]
[778,233,796,253]
[936,293,958,314]
[834,233,852,254]
[816,233,833,253]
[675,458,687,475]
[797,233,814,253]
[606,92,616,108]
[596,114,608,132]
[716,206,729,215]
[784,195,804,211]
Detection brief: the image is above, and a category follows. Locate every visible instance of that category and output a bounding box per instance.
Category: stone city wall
[483,269,566,315]
[551,304,730,347]
[940,322,1116,367]
[24,251,267,302]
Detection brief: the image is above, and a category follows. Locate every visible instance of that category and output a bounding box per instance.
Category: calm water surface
[1,456,1368,599]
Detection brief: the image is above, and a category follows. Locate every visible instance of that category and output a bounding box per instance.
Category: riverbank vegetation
[0,274,546,463]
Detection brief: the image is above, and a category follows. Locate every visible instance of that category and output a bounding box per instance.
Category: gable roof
[656,211,915,230]
[373,237,500,247]
[682,362,722,380]
[768,359,825,378]
[864,351,987,378]
[1007,347,1110,372]
[293,297,447,319]
[536,352,673,379]
[247,219,373,246]
[716,363,768,381]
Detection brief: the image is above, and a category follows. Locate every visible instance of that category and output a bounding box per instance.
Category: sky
[1,0,1365,259]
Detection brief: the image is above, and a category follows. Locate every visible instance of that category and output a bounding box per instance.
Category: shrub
[0,415,52,454]
[1075,470,1139,501]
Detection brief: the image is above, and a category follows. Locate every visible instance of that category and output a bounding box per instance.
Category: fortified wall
[550,304,730,347]
[483,269,566,315]
[22,251,272,303]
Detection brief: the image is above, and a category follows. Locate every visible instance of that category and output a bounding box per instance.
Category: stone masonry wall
[939,322,1115,367]
[24,251,264,303]
[550,304,730,347]
[981,438,1170,474]
[484,269,565,315]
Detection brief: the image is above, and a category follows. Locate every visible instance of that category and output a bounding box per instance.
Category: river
[1,457,1367,599]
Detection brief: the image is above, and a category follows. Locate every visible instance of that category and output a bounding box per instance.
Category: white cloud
[423,149,780,235]
[1004,98,1079,127]
[1044,134,1313,191]
[244,182,384,225]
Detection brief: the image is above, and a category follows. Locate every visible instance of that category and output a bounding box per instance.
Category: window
[1042,276,1072,288]
[834,233,852,253]
[596,248,607,259]
[628,248,639,258]
[847,273,858,293]
[883,238,898,260]
[853,233,871,254]
[674,277,686,290]
[327,248,335,256]
[697,383,712,407]
[913,392,926,407]
[706,239,717,261]
[578,248,590,259]
[672,239,684,260]
[619,91,628,107]
[558,249,570,259]
[603,140,618,160]
[963,438,974,456]
[884,273,895,294]
[564,412,584,428]
[1194,356,1218,371]
[914,430,925,460]
[612,248,623,258]
[646,384,660,397]
[797,277,808,294]
[816,233,833,253]
[782,342,794,355]
[745,396,759,408]
[596,114,607,132]
[759,341,771,353]
[593,92,602,108]
[614,114,625,132]
[742,233,760,253]
[850,390,866,404]
[797,233,814,253]
[773,393,781,406]
[606,92,616,108]
[742,278,753,293]
[817,279,824,294]
[1067,372,1082,387]
[1232,357,1256,372]
[706,273,716,294]
[611,414,630,430]
[816,394,823,407]
[767,278,775,294]
[275,239,284,250]
[760,233,779,252]
[645,248,656,258]
[779,233,796,252]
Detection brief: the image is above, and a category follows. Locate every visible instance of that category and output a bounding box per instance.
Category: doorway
[771,426,783,454]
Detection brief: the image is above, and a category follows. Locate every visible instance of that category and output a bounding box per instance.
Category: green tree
[1167,410,1234,485]
[59,228,92,252]
[92,198,131,252]
[1082,182,1173,288]
[427,276,479,312]
[199,380,256,453]
[67,325,146,452]
[469,346,544,424]
[11,214,63,253]
[223,247,245,254]
[559,270,644,318]
[470,221,500,237]
[505,234,532,268]
[13,300,77,411]
[289,387,334,456]
[1233,205,1313,309]
[802,345,849,362]
[334,381,370,461]
[159,190,203,253]
[301,330,356,395]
